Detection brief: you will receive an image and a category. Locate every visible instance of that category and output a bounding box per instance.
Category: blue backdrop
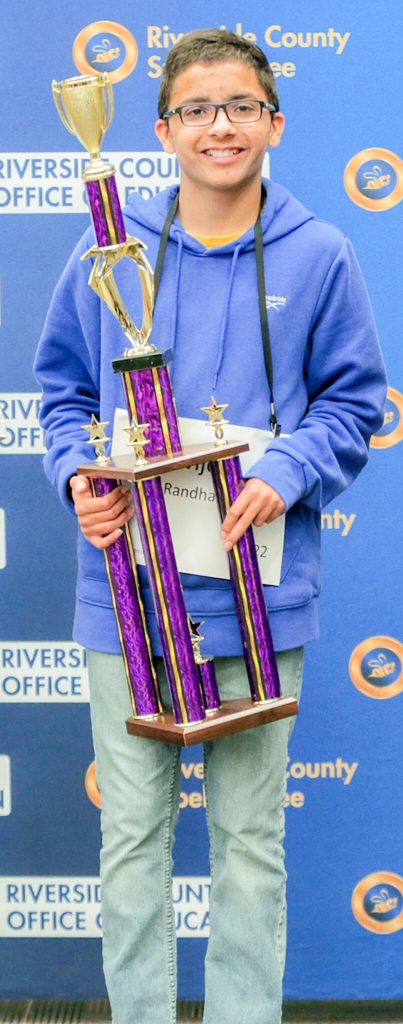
[1,0,402,1002]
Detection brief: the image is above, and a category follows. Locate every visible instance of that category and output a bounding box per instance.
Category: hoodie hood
[123,178,316,253]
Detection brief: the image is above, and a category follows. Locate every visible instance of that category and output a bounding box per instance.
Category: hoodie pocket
[280,505,306,583]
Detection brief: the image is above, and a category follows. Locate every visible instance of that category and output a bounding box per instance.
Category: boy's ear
[155,119,175,154]
[268,112,286,149]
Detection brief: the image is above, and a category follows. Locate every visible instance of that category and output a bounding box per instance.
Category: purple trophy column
[116,352,204,724]
[134,477,206,725]
[122,363,182,458]
[198,660,221,713]
[91,477,162,718]
[86,175,126,247]
[210,457,281,702]
[157,364,182,453]
[83,174,164,719]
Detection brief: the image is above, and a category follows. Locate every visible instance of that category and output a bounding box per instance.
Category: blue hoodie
[34,180,387,656]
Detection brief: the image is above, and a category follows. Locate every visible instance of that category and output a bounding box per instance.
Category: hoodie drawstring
[212,244,241,395]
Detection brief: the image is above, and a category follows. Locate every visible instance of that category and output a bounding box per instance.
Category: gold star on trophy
[81,415,111,463]
[188,615,205,664]
[124,419,150,464]
[201,397,229,445]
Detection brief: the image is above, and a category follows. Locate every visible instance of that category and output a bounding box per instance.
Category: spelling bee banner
[1,0,402,1003]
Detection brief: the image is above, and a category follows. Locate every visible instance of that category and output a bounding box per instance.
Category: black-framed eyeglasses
[162,99,277,127]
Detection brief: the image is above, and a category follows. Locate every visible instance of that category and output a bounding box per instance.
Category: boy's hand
[220,478,285,551]
[70,476,134,550]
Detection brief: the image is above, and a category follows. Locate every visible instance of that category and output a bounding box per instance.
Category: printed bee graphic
[367,653,396,679]
[370,888,399,915]
[362,165,391,191]
[92,38,121,64]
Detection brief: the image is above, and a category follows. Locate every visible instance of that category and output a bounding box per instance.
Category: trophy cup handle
[101,74,114,133]
[51,81,76,137]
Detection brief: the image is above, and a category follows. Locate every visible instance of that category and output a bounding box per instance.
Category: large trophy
[52,73,298,744]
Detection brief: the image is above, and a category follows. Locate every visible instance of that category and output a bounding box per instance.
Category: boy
[35,29,386,1024]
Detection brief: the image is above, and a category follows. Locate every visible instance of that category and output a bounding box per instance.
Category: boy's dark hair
[158,28,280,117]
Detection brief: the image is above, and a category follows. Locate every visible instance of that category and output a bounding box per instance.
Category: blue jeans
[87,648,304,1024]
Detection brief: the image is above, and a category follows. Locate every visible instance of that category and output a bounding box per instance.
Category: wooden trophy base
[126,695,298,747]
[77,440,249,482]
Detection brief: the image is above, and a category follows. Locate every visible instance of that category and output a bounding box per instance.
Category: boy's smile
[156,61,285,203]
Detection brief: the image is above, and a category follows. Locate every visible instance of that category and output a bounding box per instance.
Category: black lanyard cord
[153,194,179,305]
[254,215,281,436]
[152,192,281,436]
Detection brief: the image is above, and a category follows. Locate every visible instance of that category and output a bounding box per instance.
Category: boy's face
[156,60,285,197]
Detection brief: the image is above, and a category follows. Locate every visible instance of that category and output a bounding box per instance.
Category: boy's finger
[220,489,249,535]
[70,475,91,494]
[72,481,131,514]
[222,507,257,549]
[90,528,124,550]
